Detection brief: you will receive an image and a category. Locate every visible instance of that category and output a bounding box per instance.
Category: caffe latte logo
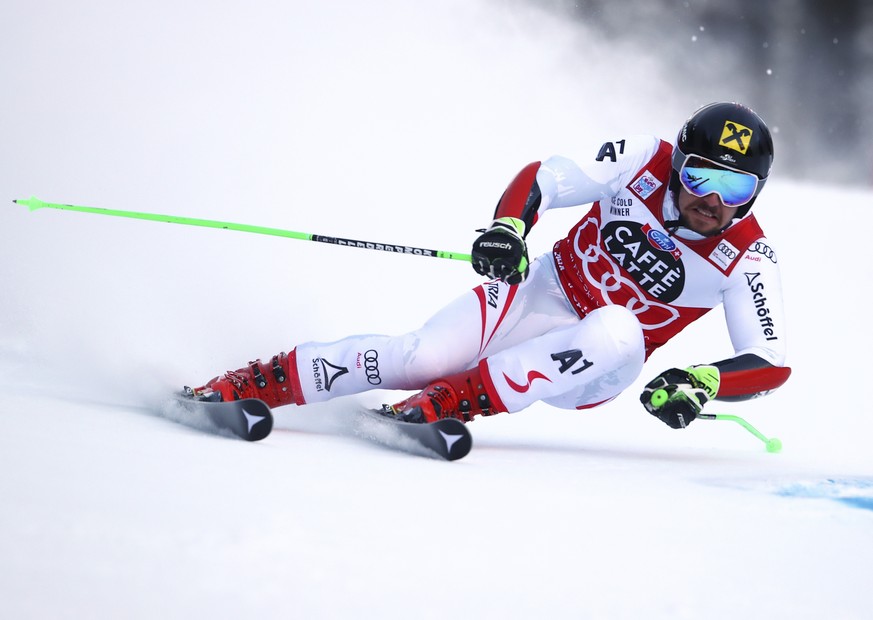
[602,222,685,302]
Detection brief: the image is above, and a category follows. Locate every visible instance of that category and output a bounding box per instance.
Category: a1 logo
[551,349,593,375]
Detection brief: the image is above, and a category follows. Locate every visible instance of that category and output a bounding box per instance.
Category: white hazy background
[1,1,871,619]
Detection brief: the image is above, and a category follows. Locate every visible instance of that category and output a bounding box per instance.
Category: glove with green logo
[640,365,720,429]
[471,216,529,285]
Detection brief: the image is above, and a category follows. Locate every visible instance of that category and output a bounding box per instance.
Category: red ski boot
[390,364,504,423]
[193,350,304,409]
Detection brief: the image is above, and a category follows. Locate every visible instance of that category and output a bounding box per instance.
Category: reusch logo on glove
[479,241,514,250]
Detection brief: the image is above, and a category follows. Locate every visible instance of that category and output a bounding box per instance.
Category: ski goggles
[676,154,763,207]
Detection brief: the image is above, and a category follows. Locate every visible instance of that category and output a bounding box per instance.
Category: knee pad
[553,305,645,375]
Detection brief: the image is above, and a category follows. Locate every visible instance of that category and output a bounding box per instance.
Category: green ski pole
[14,196,473,263]
[650,388,782,452]
[698,413,783,453]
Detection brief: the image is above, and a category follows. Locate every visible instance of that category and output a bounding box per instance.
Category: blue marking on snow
[837,497,873,511]
[774,478,873,512]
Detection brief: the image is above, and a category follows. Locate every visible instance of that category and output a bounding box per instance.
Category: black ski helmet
[671,102,774,217]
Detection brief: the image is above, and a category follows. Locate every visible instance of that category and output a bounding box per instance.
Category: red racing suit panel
[538,136,786,369]
[492,161,542,232]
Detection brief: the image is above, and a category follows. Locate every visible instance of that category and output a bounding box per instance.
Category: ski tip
[436,419,473,461]
[357,409,473,461]
[172,390,274,441]
[242,402,274,441]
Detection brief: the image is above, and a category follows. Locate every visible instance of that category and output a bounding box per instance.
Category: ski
[353,408,472,461]
[167,389,470,458]
[171,389,274,441]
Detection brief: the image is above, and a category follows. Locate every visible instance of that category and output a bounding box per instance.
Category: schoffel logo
[602,221,685,302]
[745,272,779,341]
[312,357,349,392]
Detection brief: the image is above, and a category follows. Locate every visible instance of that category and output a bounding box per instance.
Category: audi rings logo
[751,241,778,263]
[363,349,382,385]
[717,242,738,260]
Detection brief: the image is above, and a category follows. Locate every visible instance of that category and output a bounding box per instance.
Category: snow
[1,1,871,618]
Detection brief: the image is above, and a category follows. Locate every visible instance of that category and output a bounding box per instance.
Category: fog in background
[529,0,873,185]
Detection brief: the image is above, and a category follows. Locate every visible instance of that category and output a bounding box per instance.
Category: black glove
[471,217,529,285]
[640,366,720,429]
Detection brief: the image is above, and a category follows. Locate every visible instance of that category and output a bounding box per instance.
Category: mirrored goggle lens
[679,157,759,207]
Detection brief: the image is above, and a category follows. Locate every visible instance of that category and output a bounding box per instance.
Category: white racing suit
[291,135,788,413]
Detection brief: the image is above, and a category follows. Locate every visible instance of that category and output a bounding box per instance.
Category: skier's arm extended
[472,136,661,283]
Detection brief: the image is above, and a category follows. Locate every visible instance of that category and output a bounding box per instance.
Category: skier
[194,102,791,430]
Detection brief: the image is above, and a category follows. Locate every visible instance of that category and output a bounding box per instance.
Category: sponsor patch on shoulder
[709,240,740,270]
[629,170,662,200]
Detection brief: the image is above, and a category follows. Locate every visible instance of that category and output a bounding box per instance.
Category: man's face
[676,186,740,236]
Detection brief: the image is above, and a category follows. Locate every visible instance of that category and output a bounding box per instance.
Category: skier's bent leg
[389,306,645,422]
[293,330,480,404]
[481,305,645,412]
[194,314,484,409]
[193,257,575,411]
